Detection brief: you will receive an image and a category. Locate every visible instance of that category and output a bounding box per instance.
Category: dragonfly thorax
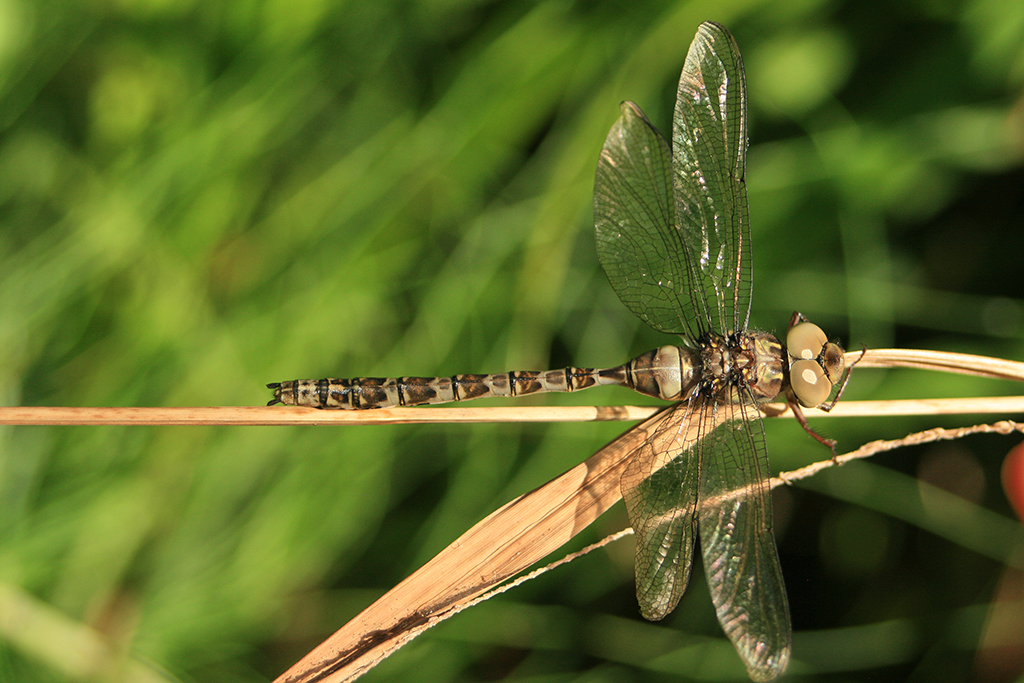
[698,330,786,404]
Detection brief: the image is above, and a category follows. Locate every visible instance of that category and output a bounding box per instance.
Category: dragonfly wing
[594,21,752,340]
[673,21,752,336]
[594,101,693,336]
[697,398,791,681]
[620,402,700,619]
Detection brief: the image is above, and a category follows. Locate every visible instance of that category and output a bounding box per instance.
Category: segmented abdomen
[267,346,696,409]
[270,368,605,409]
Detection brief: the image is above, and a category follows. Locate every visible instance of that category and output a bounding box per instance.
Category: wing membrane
[697,398,791,681]
[594,102,692,335]
[621,393,790,680]
[602,21,789,681]
[594,22,752,339]
[620,402,700,619]
[673,21,752,336]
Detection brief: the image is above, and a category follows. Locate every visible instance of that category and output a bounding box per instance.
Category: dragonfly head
[786,322,845,408]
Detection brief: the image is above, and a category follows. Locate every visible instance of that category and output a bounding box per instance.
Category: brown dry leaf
[274,406,678,683]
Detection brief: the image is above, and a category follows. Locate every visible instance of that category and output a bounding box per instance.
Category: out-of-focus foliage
[1,0,1022,681]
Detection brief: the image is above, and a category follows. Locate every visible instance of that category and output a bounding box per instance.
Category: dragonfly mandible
[268,22,847,682]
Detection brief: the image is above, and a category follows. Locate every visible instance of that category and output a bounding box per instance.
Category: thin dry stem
[775,420,1024,487]
[0,405,658,425]
[1,396,1022,426]
[848,348,1024,382]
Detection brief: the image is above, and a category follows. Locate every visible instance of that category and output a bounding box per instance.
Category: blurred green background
[2,0,1023,681]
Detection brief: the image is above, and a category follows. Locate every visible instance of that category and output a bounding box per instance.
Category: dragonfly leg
[788,310,811,328]
[788,397,838,460]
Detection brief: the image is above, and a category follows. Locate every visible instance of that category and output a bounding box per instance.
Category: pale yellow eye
[791,359,830,407]
[787,322,827,361]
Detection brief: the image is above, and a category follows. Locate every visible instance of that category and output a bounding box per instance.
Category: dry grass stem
[847,348,1024,382]
[0,405,659,425]
[775,420,1024,487]
[1,396,1021,426]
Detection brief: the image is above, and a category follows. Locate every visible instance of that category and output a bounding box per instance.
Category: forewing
[697,398,791,681]
[594,102,694,335]
[619,402,700,619]
[673,21,752,336]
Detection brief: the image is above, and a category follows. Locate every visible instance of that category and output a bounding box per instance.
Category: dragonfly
[268,22,847,682]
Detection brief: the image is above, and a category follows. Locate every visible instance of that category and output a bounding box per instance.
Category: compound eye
[790,359,831,407]
[787,322,827,361]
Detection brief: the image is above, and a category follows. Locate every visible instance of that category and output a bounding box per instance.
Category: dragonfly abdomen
[267,346,697,409]
[267,369,602,409]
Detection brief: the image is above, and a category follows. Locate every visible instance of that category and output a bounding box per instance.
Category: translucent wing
[594,21,751,338]
[673,21,752,336]
[594,101,691,335]
[697,397,791,682]
[621,395,790,682]
[604,22,788,681]
[620,402,700,620]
